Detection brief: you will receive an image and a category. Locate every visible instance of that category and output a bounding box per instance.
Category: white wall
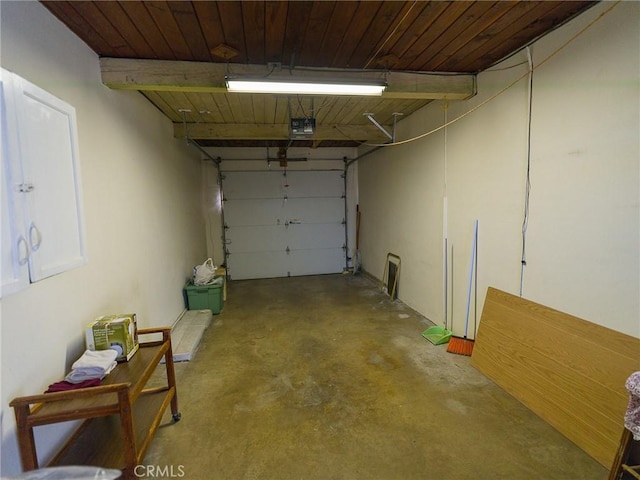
[358,1,639,338]
[525,2,639,335]
[0,2,207,474]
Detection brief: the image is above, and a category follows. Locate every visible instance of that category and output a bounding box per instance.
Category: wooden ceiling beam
[101,57,476,100]
[174,122,392,142]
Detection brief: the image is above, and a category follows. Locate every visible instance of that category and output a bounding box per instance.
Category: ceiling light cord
[520,47,534,298]
[362,0,622,148]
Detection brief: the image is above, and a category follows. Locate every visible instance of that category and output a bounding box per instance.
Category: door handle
[17,235,29,265]
[28,222,42,252]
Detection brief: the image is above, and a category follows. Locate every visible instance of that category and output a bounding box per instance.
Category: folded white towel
[65,362,117,383]
[72,348,118,370]
[65,349,118,384]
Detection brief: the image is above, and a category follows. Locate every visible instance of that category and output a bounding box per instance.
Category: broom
[447,220,478,356]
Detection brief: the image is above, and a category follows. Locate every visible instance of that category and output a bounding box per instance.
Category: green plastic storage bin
[185,279,224,314]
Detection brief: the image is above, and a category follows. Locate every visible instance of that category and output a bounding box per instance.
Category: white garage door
[222,169,346,280]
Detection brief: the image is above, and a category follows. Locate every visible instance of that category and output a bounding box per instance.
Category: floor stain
[144,274,607,480]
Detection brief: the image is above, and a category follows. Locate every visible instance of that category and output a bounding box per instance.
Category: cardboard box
[85,313,139,362]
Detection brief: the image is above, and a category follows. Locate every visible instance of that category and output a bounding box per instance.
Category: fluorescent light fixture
[226,77,386,96]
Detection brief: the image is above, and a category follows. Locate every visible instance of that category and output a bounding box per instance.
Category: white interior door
[222,169,345,280]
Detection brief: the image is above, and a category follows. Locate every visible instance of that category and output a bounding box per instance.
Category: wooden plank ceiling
[42,1,595,149]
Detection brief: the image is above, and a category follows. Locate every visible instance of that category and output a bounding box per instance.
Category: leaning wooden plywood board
[471,287,640,468]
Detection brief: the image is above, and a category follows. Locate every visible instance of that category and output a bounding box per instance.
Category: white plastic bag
[193,258,216,285]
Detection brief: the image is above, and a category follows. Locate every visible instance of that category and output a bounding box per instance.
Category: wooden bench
[471,287,640,468]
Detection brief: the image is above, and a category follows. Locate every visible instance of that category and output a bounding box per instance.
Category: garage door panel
[286,223,344,250]
[225,197,342,228]
[226,225,287,252]
[227,251,289,280]
[287,248,345,276]
[286,171,344,198]
[284,198,344,223]
[227,224,344,252]
[223,171,285,199]
[225,199,285,226]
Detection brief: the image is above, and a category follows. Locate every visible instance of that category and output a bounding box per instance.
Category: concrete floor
[144,274,607,480]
